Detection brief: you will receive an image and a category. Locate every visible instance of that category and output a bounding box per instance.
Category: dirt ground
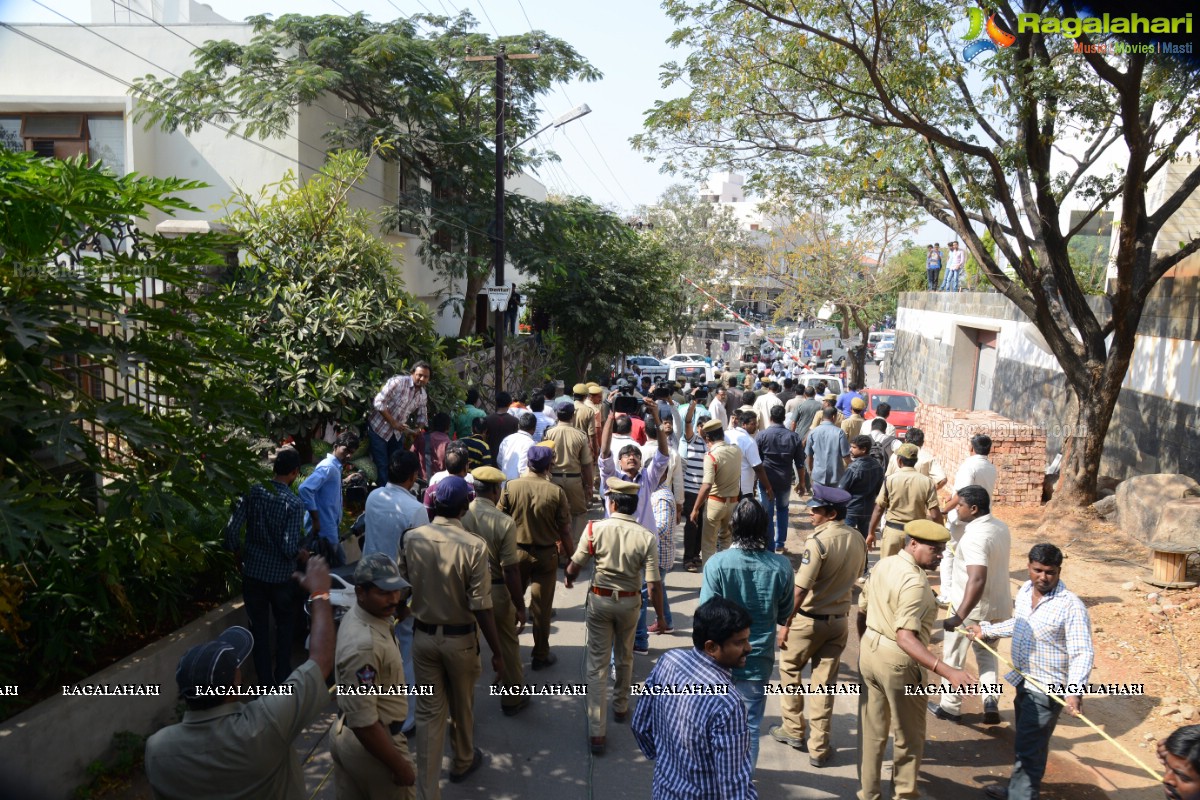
[983,504,1197,798]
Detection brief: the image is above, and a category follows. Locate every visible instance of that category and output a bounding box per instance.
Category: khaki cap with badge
[605,477,640,496]
[471,466,507,484]
[573,382,589,395]
[896,442,920,460]
[353,552,412,592]
[700,419,724,434]
[904,519,950,543]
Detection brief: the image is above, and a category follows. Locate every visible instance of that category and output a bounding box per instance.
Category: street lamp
[514,104,592,150]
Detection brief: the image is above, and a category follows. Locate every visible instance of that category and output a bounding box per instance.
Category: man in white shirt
[498,412,538,479]
[709,385,731,429]
[725,411,774,502]
[752,380,784,432]
[940,434,1000,600]
[931,485,1010,726]
[885,427,947,489]
[641,416,686,518]
[941,241,965,292]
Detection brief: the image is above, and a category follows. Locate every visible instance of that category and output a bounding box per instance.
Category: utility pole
[465,45,538,397]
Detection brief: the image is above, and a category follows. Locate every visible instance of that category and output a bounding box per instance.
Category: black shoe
[589,736,606,755]
[502,697,530,717]
[448,748,483,782]
[531,653,558,671]
[768,725,808,751]
[613,708,629,723]
[983,699,1001,724]
[983,785,1008,799]
[927,702,963,723]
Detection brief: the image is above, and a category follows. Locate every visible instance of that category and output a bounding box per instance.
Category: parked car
[868,331,895,360]
[665,352,712,365]
[668,363,714,385]
[624,354,669,380]
[873,339,895,363]
[795,373,845,396]
[862,388,919,440]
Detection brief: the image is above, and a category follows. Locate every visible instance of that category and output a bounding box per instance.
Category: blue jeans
[1009,684,1064,799]
[845,514,870,539]
[940,268,961,291]
[636,576,673,644]
[367,428,403,488]
[394,615,417,732]
[927,268,940,290]
[735,679,767,768]
[759,485,792,551]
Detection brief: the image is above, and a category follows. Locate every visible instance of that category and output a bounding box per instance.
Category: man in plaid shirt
[970,542,1094,800]
[367,361,431,487]
[223,447,307,685]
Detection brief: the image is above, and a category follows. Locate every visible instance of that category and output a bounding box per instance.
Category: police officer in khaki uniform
[498,445,573,670]
[856,520,975,800]
[867,443,942,558]
[586,383,605,456]
[689,419,742,564]
[543,403,595,539]
[571,382,597,442]
[771,484,866,767]
[333,553,416,799]
[399,477,504,800]
[463,466,528,716]
[564,478,665,755]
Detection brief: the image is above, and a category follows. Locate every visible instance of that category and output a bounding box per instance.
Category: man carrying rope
[968,542,1094,800]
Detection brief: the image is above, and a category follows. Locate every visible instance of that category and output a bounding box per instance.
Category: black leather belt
[552,472,581,478]
[885,520,907,530]
[517,543,556,551]
[492,577,506,585]
[388,720,406,736]
[798,609,849,622]
[414,620,477,636]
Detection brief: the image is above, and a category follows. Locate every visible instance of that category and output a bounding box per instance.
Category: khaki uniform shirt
[463,497,520,583]
[875,467,939,524]
[334,603,407,729]
[573,399,597,440]
[571,512,661,592]
[144,660,327,800]
[702,441,742,500]
[840,413,865,440]
[795,520,868,617]
[399,516,491,626]
[886,447,947,487]
[810,408,844,430]
[859,549,939,646]
[498,473,571,546]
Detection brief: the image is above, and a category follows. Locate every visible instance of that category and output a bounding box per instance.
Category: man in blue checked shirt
[632,596,758,800]
[299,430,361,567]
[969,542,1094,800]
[223,447,306,686]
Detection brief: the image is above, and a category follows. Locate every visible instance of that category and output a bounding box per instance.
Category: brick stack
[913,404,1046,507]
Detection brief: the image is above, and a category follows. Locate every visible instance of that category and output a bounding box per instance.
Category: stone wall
[889,280,1200,482]
[915,404,1046,507]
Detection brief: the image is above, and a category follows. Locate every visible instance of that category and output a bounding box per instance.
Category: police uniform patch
[355,665,377,686]
[801,551,811,565]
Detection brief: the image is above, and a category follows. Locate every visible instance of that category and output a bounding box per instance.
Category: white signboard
[486,285,513,312]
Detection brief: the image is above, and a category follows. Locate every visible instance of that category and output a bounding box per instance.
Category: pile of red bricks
[914,404,1046,507]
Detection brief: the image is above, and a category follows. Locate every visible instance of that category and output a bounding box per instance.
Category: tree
[220,150,448,462]
[636,0,1200,505]
[133,11,599,337]
[516,198,680,380]
[757,208,907,386]
[639,184,754,352]
[0,150,270,697]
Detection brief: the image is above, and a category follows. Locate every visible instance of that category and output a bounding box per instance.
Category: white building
[0,0,542,336]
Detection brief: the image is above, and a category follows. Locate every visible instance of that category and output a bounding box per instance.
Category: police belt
[591,586,639,598]
[492,577,506,585]
[797,608,849,622]
[517,542,557,551]
[863,627,907,652]
[885,520,908,531]
[414,620,476,636]
[552,472,581,478]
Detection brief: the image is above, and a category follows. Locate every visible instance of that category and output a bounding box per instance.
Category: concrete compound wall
[0,600,247,799]
[888,283,1200,482]
[914,404,1047,506]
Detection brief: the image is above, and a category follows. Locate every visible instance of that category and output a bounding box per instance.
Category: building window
[0,113,125,174]
[395,158,422,235]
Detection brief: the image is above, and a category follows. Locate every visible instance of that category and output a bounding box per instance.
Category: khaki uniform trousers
[490,583,525,710]
[413,628,480,800]
[584,591,640,738]
[517,544,558,661]
[857,629,927,800]
[880,526,906,558]
[551,475,589,540]
[777,615,848,758]
[331,717,416,800]
[701,499,735,564]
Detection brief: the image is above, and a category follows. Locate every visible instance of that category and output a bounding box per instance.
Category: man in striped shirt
[970,542,1094,800]
[632,596,758,800]
[367,362,431,488]
[679,400,710,573]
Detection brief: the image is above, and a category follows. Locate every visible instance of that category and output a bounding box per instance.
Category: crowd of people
[140,359,1191,800]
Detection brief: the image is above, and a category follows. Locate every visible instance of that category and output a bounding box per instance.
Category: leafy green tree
[220,150,449,463]
[0,150,270,701]
[516,198,680,380]
[133,11,599,337]
[637,0,1200,505]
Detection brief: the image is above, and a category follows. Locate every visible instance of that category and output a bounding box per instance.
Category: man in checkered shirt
[367,361,431,487]
[969,542,1094,800]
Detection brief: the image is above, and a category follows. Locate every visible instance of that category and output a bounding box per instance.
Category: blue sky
[0,0,690,214]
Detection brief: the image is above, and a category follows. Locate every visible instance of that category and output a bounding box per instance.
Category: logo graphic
[963,7,1016,61]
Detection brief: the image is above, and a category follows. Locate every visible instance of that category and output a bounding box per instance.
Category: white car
[664,352,711,365]
[624,355,670,380]
[668,362,716,385]
[874,340,895,363]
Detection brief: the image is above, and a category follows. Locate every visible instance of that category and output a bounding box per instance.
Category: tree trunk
[1049,368,1121,507]
[457,271,486,338]
[847,327,869,389]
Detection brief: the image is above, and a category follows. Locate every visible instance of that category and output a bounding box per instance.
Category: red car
[862,388,919,440]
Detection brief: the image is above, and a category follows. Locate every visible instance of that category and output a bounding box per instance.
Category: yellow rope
[959,627,1163,783]
[308,764,335,800]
